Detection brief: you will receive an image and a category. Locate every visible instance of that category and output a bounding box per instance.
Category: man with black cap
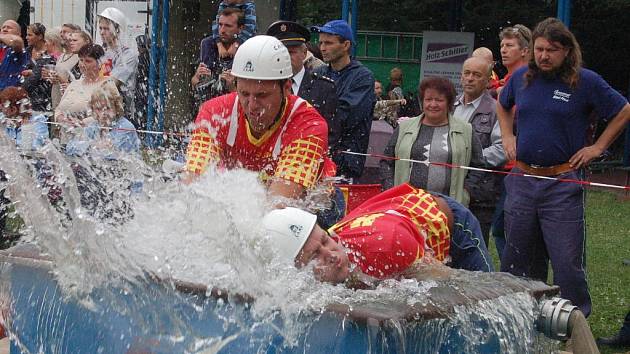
[266,21,339,145]
[311,20,375,182]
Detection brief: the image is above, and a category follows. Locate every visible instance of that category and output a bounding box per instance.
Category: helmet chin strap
[266,81,288,130]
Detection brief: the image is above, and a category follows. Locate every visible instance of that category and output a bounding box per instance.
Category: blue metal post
[341,0,350,22]
[350,0,358,56]
[557,0,572,28]
[157,0,170,146]
[146,0,161,147]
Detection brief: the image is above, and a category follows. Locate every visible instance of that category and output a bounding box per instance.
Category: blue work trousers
[490,179,507,261]
[500,168,591,317]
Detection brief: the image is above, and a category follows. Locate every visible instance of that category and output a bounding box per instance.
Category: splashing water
[0,128,560,353]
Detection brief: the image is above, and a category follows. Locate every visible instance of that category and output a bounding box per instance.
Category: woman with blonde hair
[90,84,139,152]
[44,27,63,60]
[65,83,139,156]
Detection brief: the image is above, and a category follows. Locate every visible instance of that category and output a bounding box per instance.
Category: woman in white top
[55,43,117,143]
[46,30,92,109]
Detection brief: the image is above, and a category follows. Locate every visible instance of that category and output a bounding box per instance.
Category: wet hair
[90,84,124,117]
[526,18,582,88]
[219,8,245,27]
[499,24,532,51]
[28,23,46,38]
[78,43,105,60]
[418,77,457,112]
[62,23,82,32]
[0,86,30,113]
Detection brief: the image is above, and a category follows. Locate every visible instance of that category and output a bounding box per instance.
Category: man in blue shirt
[311,20,375,181]
[497,18,630,317]
[0,20,27,90]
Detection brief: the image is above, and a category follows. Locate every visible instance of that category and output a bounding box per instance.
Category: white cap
[262,207,317,262]
[231,35,293,80]
[98,7,127,30]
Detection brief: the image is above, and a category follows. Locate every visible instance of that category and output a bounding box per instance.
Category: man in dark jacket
[454,56,505,245]
[311,20,375,181]
[191,8,244,107]
[22,53,55,113]
[266,21,338,148]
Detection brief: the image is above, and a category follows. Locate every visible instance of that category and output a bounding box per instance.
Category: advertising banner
[420,31,475,94]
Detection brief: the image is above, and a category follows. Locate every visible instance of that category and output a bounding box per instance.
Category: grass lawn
[585,190,630,354]
[488,189,630,354]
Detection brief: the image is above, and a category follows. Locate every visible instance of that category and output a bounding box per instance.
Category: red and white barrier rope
[3,117,189,137]
[4,117,628,190]
[341,151,630,191]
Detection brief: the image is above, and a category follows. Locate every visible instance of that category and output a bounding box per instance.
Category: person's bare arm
[0,33,24,52]
[569,104,630,169]
[268,178,305,205]
[496,100,516,161]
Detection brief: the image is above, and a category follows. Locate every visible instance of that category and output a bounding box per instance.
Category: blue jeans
[438,194,494,272]
[500,168,591,317]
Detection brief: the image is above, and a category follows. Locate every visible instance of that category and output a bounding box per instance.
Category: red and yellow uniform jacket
[186,92,333,189]
[330,184,450,279]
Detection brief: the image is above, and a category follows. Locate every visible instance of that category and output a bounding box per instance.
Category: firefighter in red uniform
[185,35,334,200]
[263,184,493,286]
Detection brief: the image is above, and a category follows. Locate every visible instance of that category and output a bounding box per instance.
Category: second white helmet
[98,7,128,31]
[231,35,292,80]
[262,207,317,262]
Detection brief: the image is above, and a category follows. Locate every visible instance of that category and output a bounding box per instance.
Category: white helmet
[231,35,292,80]
[262,207,317,262]
[98,7,127,31]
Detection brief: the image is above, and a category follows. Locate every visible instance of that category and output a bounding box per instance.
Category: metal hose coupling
[537,297,578,340]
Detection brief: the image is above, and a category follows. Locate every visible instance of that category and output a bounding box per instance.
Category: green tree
[571,0,630,93]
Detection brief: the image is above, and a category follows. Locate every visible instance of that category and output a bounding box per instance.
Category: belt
[515,160,574,177]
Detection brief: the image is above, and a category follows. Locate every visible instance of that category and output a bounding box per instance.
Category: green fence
[355,30,423,95]
[311,30,424,95]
